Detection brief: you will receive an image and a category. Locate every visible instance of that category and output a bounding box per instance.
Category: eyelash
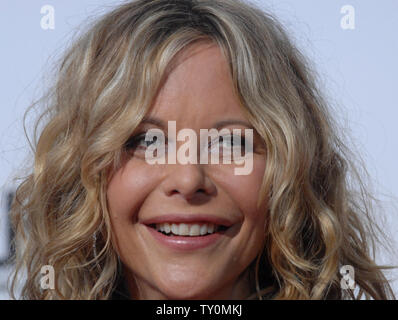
[124,132,158,150]
[216,135,246,148]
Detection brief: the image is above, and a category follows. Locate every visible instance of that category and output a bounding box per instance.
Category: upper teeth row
[156,223,218,236]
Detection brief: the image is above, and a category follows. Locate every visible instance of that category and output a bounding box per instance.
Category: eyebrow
[141,116,252,130]
[213,119,253,130]
[140,116,167,128]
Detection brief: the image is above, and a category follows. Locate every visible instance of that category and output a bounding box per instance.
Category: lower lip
[146,225,224,251]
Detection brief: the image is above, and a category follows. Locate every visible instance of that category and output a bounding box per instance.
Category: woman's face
[107,42,267,299]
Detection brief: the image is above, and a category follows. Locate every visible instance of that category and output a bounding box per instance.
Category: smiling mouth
[148,222,229,237]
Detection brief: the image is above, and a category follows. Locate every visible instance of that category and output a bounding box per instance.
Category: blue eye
[220,135,246,148]
[125,133,162,150]
[210,135,246,149]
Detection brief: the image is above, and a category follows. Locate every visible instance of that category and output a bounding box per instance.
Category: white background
[0,0,397,299]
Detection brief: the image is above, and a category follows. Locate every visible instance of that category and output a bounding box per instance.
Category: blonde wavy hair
[9,0,396,299]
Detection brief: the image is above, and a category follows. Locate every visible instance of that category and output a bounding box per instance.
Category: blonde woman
[9,0,395,299]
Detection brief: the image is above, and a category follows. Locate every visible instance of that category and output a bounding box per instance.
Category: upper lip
[141,214,234,227]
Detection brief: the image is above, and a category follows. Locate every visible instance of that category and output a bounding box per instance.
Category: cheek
[107,161,158,223]
[213,156,267,268]
[106,161,163,261]
[214,155,267,218]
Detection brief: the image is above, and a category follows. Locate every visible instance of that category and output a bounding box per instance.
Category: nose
[161,163,217,203]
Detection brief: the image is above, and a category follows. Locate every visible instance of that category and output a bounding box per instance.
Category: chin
[161,288,217,300]
[156,278,220,300]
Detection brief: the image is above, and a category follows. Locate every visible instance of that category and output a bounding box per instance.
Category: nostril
[169,188,206,196]
[168,189,179,196]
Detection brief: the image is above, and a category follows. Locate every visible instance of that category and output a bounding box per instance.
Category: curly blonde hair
[9,0,396,299]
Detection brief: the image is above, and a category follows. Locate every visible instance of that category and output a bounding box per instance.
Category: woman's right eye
[125,133,159,150]
[124,130,168,160]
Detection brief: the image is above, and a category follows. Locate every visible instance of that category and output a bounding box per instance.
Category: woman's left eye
[212,135,246,148]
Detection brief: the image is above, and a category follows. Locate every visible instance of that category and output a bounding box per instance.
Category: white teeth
[155,222,220,236]
[189,224,200,236]
[200,224,208,235]
[178,223,189,236]
[171,223,179,235]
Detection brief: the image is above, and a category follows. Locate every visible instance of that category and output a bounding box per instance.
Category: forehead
[146,41,248,129]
